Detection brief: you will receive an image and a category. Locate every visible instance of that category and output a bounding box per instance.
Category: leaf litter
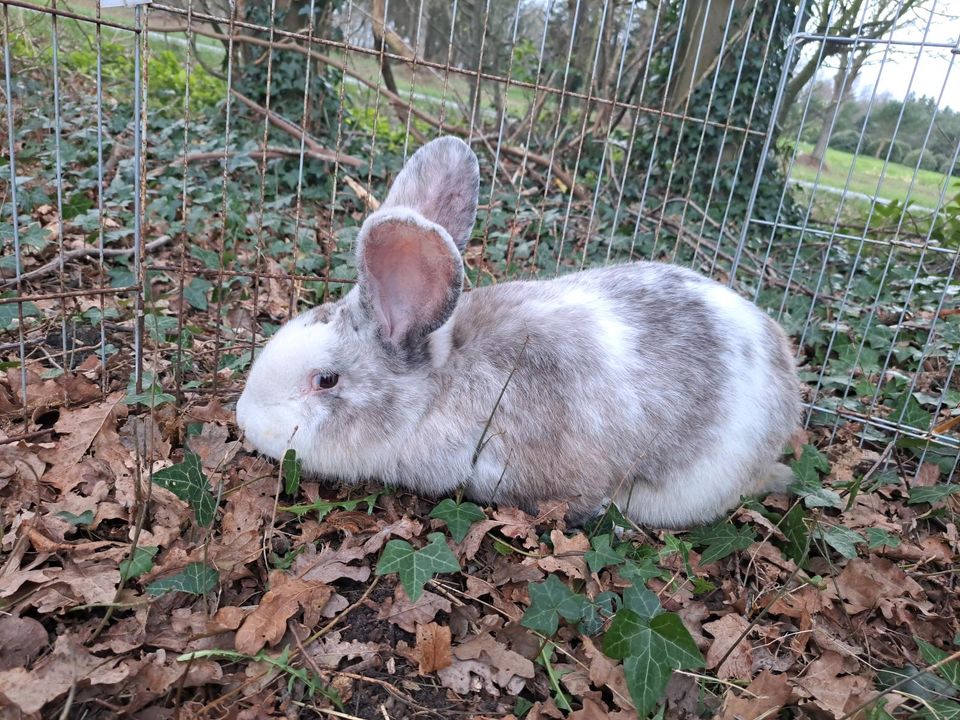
[0,362,958,718]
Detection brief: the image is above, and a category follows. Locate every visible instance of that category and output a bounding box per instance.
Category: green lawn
[785,141,958,210]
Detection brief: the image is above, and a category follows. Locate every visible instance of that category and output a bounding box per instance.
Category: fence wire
[1,0,958,483]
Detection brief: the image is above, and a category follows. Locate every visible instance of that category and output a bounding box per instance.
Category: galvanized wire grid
[1,0,958,481]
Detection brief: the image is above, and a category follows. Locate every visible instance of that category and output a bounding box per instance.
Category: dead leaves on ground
[0,369,958,718]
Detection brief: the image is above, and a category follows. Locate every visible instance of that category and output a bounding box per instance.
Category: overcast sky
[843,3,958,110]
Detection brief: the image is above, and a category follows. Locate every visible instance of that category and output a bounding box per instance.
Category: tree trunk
[811,48,867,163]
[667,0,751,111]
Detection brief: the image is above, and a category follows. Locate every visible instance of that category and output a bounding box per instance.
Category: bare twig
[1,236,172,291]
[227,89,364,167]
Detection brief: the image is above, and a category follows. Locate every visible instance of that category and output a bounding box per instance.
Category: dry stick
[839,648,960,720]
[0,235,172,291]
[159,145,364,172]
[88,421,154,644]
[713,505,818,672]
[228,88,364,167]
[334,672,431,713]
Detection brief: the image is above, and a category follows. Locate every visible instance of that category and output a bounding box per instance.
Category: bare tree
[778,0,926,128]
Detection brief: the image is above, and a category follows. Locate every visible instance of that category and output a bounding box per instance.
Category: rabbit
[236,136,801,528]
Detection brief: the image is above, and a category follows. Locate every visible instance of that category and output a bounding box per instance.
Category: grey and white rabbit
[236,136,800,528]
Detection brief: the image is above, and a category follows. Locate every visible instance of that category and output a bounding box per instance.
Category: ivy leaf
[375,532,460,602]
[622,582,661,620]
[865,527,902,549]
[183,277,213,310]
[603,610,705,716]
[282,449,301,496]
[792,444,831,482]
[814,525,864,559]
[584,534,627,574]
[781,503,809,564]
[688,522,757,565]
[57,510,94,526]
[578,591,620,635]
[521,574,589,636]
[907,485,960,506]
[915,637,960,689]
[152,453,216,526]
[120,545,159,582]
[282,493,380,521]
[619,556,662,584]
[429,498,486,543]
[146,562,219,596]
[790,445,843,509]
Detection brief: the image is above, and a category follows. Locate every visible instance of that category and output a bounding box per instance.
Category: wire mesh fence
[1,0,958,483]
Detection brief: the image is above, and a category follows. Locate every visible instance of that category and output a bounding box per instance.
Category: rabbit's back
[433,262,799,526]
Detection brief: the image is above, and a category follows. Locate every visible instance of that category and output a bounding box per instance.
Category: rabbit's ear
[357,213,463,351]
[380,136,479,250]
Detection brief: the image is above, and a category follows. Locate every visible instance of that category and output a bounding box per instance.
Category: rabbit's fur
[236,137,800,528]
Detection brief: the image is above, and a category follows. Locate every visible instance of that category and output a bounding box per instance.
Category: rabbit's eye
[311,373,339,390]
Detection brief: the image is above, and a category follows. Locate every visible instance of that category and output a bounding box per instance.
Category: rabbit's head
[235,137,480,473]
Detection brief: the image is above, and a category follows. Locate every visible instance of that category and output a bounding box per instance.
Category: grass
[784,141,959,211]
[20,0,536,123]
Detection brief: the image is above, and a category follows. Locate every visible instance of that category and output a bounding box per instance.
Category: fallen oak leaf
[37,392,126,492]
[438,632,535,696]
[835,557,924,614]
[377,587,452,634]
[235,574,333,654]
[718,668,795,720]
[793,651,874,719]
[187,422,239,472]
[306,630,382,669]
[0,634,129,714]
[414,622,453,675]
[704,613,753,680]
[537,530,589,580]
[581,636,633,711]
[0,616,48,671]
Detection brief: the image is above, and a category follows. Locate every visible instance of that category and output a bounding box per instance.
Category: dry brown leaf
[414,622,452,674]
[457,518,504,560]
[0,443,46,485]
[38,561,120,613]
[704,613,753,680]
[718,669,795,720]
[292,542,371,584]
[581,636,634,710]
[306,630,382,669]
[0,634,129,714]
[38,392,126,491]
[448,632,535,693]
[493,507,540,548]
[793,651,873,719]
[186,399,234,424]
[235,573,333,654]
[360,515,423,554]
[914,462,941,486]
[537,529,589,579]
[124,654,223,713]
[0,616,48,671]
[378,587,452,634]
[768,584,833,620]
[836,557,923,614]
[187,422,240,471]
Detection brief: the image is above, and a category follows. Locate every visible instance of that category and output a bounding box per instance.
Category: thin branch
[227,88,364,167]
[1,236,172,291]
